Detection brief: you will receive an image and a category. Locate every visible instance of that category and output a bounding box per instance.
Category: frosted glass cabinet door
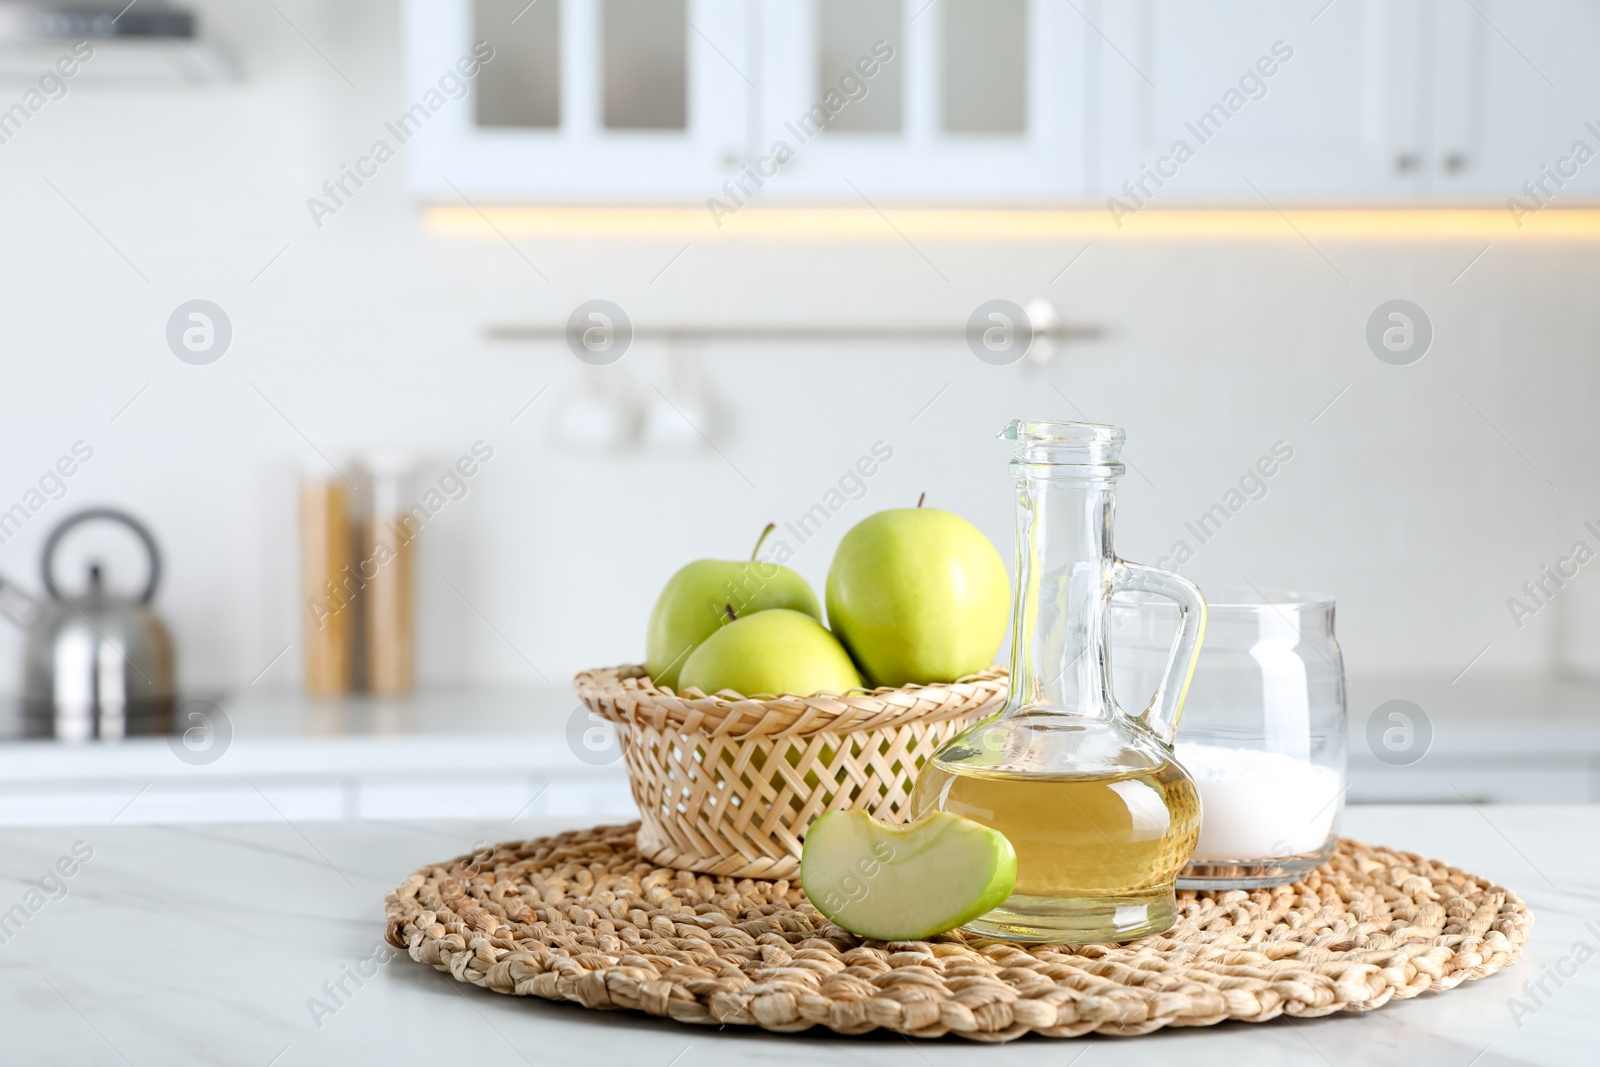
[1096,0,1424,205]
[404,0,750,199]
[1431,0,1600,204]
[749,0,1089,201]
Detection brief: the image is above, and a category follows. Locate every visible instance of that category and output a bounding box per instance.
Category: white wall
[1,1,1597,697]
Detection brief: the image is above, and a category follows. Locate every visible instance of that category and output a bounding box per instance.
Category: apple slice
[801,810,1016,941]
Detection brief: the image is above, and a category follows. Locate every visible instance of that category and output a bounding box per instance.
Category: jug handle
[1111,561,1207,746]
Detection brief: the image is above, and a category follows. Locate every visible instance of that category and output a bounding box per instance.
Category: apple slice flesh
[801,811,1016,941]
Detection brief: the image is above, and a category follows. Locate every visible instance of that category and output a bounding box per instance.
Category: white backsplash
[0,0,1596,694]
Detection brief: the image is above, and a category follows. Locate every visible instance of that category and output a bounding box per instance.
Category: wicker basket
[574,665,1008,879]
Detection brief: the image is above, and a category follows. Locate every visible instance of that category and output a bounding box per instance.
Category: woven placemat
[384,822,1531,1041]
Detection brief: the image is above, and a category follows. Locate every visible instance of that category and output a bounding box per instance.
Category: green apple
[825,506,1009,688]
[801,810,1016,940]
[679,609,862,698]
[646,524,820,691]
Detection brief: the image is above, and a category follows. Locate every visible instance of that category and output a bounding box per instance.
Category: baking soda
[1174,742,1342,862]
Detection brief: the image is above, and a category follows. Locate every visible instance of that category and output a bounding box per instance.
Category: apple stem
[724,603,737,622]
[917,492,926,508]
[750,522,776,560]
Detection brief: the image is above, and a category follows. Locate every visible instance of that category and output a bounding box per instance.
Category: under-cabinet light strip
[423,206,1600,240]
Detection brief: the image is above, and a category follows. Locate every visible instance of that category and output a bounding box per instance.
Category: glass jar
[1111,589,1347,889]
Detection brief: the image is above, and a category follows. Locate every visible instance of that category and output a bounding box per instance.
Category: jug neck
[1002,420,1125,721]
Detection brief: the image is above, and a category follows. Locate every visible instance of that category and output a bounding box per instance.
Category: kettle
[0,508,175,741]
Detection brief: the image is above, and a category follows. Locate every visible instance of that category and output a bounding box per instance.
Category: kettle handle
[41,508,162,603]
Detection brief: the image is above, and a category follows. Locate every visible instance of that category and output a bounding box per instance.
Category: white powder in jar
[1174,742,1342,862]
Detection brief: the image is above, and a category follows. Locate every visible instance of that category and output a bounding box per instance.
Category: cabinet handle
[1444,152,1469,173]
[1394,153,1419,173]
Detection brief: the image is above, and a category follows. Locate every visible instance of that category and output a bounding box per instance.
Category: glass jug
[913,420,1208,942]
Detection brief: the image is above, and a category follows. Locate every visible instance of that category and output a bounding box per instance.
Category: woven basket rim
[574,663,1008,739]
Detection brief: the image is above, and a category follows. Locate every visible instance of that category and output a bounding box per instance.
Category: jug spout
[1001,418,1126,469]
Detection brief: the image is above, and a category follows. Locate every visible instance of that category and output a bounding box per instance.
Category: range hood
[0,1,232,83]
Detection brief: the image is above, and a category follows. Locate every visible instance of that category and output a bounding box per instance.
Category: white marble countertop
[1,805,1594,1065]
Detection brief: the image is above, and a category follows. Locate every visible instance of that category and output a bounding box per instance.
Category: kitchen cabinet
[749,0,1090,202]
[1,675,1597,825]
[1430,0,1600,203]
[405,0,752,199]
[0,769,636,826]
[1096,0,1600,207]
[1348,757,1597,804]
[5,744,1591,825]
[0,689,638,827]
[410,0,1600,206]
[406,0,1090,202]
[1096,0,1425,203]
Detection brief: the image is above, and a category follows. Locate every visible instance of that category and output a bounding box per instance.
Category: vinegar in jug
[914,744,1201,941]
